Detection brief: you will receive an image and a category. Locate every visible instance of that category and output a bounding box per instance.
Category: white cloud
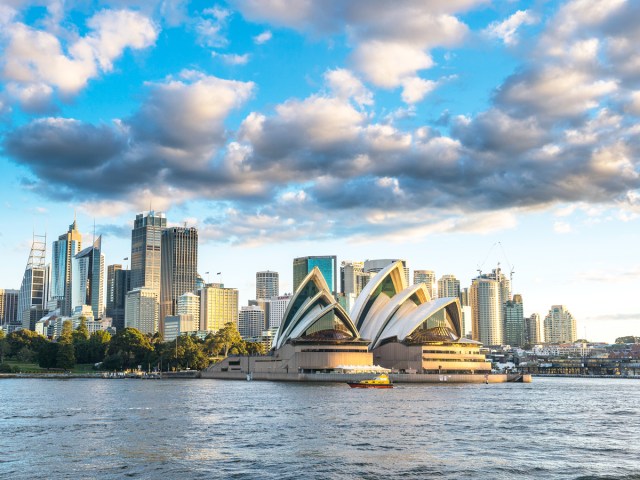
[212,52,250,65]
[1,9,157,106]
[400,76,437,104]
[484,10,538,46]
[253,30,272,44]
[352,41,433,88]
[324,68,373,107]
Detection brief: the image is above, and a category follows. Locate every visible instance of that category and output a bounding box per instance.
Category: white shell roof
[372,297,462,349]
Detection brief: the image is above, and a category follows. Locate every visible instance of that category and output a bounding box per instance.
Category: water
[0,377,638,479]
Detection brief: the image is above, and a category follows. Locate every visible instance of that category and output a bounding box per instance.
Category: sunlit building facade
[544,305,577,344]
[199,283,239,332]
[50,220,82,316]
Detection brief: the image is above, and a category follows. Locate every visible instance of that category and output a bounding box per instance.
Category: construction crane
[476,242,515,295]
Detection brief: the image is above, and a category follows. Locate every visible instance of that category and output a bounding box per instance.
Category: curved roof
[372,297,462,349]
[272,267,360,350]
[351,260,407,330]
[359,283,430,347]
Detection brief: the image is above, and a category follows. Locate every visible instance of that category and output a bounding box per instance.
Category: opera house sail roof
[272,267,362,350]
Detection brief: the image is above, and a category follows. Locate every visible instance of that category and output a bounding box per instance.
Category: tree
[615,336,640,344]
[7,330,47,358]
[87,330,111,364]
[38,342,58,369]
[0,330,10,363]
[57,320,76,370]
[73,318,91,363]
[245,341,266,355]
[107,328,154,370]
[213,322,243,357]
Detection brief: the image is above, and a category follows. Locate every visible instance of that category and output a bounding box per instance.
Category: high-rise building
[413,270,436,298]
[504,294,525,347]
[160,226,198,326]
[177,292,200,320]
[544,305,577,344]
[130,211,166,294]
[125,287,159,335]
[525,313,541,345]
[71,236,104,319]
[459,287,470,306]
[293,256,337,295]
[163,315,198,342]
[50,220,82,316]
[0,289,19,326]
[106,265,130,332]
[256,271,279,300]
[199,283,239,332]
[340,261,373,297]
[470,267,511,346]
[18,234,49,330]
[438,274,460,299]
[267,295,292,330]
[365,259,410,287]
[238,305,265,339]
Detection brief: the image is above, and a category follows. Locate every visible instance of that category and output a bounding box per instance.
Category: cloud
[4,72,255,203]
[1,9,157,109]
[212,52,250,65]
[553,221,572,234]
[324,68,373,107]
[484,10,538,46]
[231,0,483,100]
[253,30,272,44]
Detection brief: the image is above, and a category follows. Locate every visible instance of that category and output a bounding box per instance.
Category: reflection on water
[0,378,638,479]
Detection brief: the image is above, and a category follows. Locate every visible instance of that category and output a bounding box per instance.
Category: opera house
[205,261,499,381]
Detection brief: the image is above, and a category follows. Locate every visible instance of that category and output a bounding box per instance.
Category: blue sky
[1,0,639,342]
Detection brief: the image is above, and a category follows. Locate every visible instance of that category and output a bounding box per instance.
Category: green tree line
[0,320,265,372]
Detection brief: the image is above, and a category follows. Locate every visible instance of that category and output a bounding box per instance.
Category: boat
[347,373,394,389]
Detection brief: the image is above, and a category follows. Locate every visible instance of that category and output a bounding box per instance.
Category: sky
[0,0,639,343]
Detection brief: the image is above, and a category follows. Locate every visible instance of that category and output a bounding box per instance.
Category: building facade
[0,289,19,326]
[256,271,279,300]
[268,295,291,330]
[160,226,198,325]
[293,256,337,295]
[239,305,265,339]
[470,268,511,346]
[71,236,104,320]
[544,305,577,344]
[413,269,436,298]
[130,211,166,294]
[50,220,82,316]
[437,274,460,299]
[525,313,542,345]
[365,259,409,287]
[503,294,524,347]
[18,235,49,330]
[125,287,159,335]
[106,265,130,332]
[199,283,239,332]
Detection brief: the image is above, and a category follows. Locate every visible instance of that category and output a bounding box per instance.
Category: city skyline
[0,1,639,343]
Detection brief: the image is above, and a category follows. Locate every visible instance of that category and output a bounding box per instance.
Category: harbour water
[1,377,638,479]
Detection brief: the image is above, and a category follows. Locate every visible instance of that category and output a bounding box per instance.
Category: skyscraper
[544,305,577,344]
[470,267,511,346]
[238,305,265,339]
[340,261,373,296]
[413,270,436,298]
[504,294,525,347]
[437,274,460,299]
[525,313,541,345]
[199,283,239,332]
[125,287,159,335]
[293,256,337,295]
[267,295,292,330]
[365,259,410,287]
[0,289,19,326]
[106,265,130,332]
[160,226,198,325]
[50,220,82,316]
[256,271,279,300]
[18,234,49,330]
[130,211,166,294]
[71,236,104,319]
